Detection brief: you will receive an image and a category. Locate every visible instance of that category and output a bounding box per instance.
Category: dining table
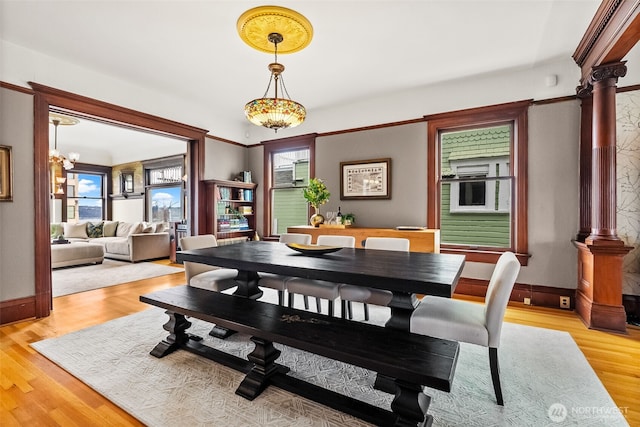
[177,240,466,331]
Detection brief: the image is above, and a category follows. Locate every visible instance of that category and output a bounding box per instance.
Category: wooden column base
[574,241,632,334]
[576,290,628,333]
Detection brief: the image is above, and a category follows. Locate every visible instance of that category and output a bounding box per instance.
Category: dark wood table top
[177,240,465,298]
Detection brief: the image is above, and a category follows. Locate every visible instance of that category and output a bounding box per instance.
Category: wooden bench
[140,285,459,427]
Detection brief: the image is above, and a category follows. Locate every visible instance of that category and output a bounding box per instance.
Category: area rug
[32,290,627,426]
[52,259,183,297]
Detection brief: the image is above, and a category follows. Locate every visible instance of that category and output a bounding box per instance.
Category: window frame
[143,155,186,222]
[61,163,111,222]
[262,134,316,239]
[427,101,530,265]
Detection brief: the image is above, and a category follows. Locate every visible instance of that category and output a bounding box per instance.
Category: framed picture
[0,145,13,202]
[340,158,391,200]
[120,170,134,193]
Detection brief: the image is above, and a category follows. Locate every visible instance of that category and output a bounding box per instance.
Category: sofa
[51,220,171,263]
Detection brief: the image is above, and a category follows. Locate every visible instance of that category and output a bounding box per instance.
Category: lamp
[244,33,306,132]
[238,6,312,132]
[49,113,80,170]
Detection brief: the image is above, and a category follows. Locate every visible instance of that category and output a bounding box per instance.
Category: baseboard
[454,278,576,310]
[0,296,36,325]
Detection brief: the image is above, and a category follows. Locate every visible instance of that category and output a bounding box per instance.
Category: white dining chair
[180,235,238,292]
[286,235,356,316]
[410,251,521,405]
[258,233,312,306]
[339,237,410,320]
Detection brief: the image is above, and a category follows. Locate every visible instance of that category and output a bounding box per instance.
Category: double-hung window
[263,135,316,238]
[65,169,107,223]
[427,101,529,264]
[144,156,185,222]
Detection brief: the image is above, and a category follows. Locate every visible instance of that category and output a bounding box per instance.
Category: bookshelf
[204,179,257,240]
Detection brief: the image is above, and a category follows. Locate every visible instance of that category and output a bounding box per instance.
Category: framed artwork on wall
[0,145,13,202]
[120,170,134,193]
[340,158,391,200]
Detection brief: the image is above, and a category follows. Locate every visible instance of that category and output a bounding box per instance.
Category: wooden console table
[287,226,440,253]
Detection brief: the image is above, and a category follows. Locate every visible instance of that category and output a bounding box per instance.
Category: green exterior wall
[440,125,511,247]
[273,161,310,234]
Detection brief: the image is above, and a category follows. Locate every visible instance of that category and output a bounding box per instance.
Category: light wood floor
[1,261,639,426]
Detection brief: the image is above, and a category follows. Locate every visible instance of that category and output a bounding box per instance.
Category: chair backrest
[317,235,356,248]
[484,251,521,347]
[279,233,312,245]
[179,235,219,284]
[365,237,410,252]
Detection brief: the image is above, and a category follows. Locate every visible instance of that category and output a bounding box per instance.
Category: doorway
[32,82,207,318]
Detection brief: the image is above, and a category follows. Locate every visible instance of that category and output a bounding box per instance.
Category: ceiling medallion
[237,5,313,54]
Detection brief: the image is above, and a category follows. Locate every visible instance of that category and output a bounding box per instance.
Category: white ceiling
[2,0,633,163]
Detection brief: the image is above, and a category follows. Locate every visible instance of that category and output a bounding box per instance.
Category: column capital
[588,61,627,85]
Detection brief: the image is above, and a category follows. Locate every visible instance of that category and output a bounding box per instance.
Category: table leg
[376,292,420,393]
[235,337,281,400]
[391,380,432,427]
[232,270,263,299]
[150,311,193,358]
[209,270,263,339]
[385,292,419,330]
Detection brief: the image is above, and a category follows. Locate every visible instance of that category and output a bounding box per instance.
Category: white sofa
[51,220,171,263]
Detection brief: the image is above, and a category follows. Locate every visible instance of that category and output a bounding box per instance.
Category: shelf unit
[205,179,257,241]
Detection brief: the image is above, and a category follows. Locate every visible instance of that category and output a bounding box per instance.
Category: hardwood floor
[1,264,639,426]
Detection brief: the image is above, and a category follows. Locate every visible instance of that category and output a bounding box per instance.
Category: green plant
[303,178,330,210]
[342,213,355,224]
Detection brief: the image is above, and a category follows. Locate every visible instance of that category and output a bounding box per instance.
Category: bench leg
[391,380,432,427]
[235,337,281,401]
[150,311,192,358]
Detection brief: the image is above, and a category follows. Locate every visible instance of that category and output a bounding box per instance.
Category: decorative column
[574,62,632,333]
[575,90,592,242]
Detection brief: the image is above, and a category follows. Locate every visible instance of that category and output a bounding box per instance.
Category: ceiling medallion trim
[237,5,313,54]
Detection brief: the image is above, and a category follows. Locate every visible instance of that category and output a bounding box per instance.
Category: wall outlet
[560,296,570,309]
[524,297,531,305]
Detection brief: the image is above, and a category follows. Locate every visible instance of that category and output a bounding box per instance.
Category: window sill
[440,247,530,266]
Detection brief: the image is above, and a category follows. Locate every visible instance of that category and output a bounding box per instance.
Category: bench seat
[141,285,459,427]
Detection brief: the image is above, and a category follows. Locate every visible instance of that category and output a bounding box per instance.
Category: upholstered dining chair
[339,237,410,320]
[258,233,312,306]
[286,235,356,316]
[179,235,238,292]
[410,251,521,406]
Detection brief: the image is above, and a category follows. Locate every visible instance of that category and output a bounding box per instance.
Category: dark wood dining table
[177,240,466,331]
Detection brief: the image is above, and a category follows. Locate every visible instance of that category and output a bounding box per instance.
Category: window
[263,134,316,238]
[427,101,529,264]
[144,157,185,222]
[66,172,105,223]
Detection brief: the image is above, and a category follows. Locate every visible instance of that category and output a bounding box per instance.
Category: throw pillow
[129,222,143,235]
[50,223,64,238]
[141,222,154,233]
[115,222,134,237]
[64,222,88,239]
[87,222,104,238]
[154,222,168,233]
[103,220,118,237]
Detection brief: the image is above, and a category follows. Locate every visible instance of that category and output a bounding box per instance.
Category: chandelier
[238,6,313,132]
[244,33,306,132]
[49,113,80,170]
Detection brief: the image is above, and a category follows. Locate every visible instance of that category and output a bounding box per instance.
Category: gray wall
[203,138,247,181]
[316,123,428,228]
[0,88,35,300]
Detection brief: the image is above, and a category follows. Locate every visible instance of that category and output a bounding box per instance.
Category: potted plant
[342,213,355,226]
[303,178,330,226]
